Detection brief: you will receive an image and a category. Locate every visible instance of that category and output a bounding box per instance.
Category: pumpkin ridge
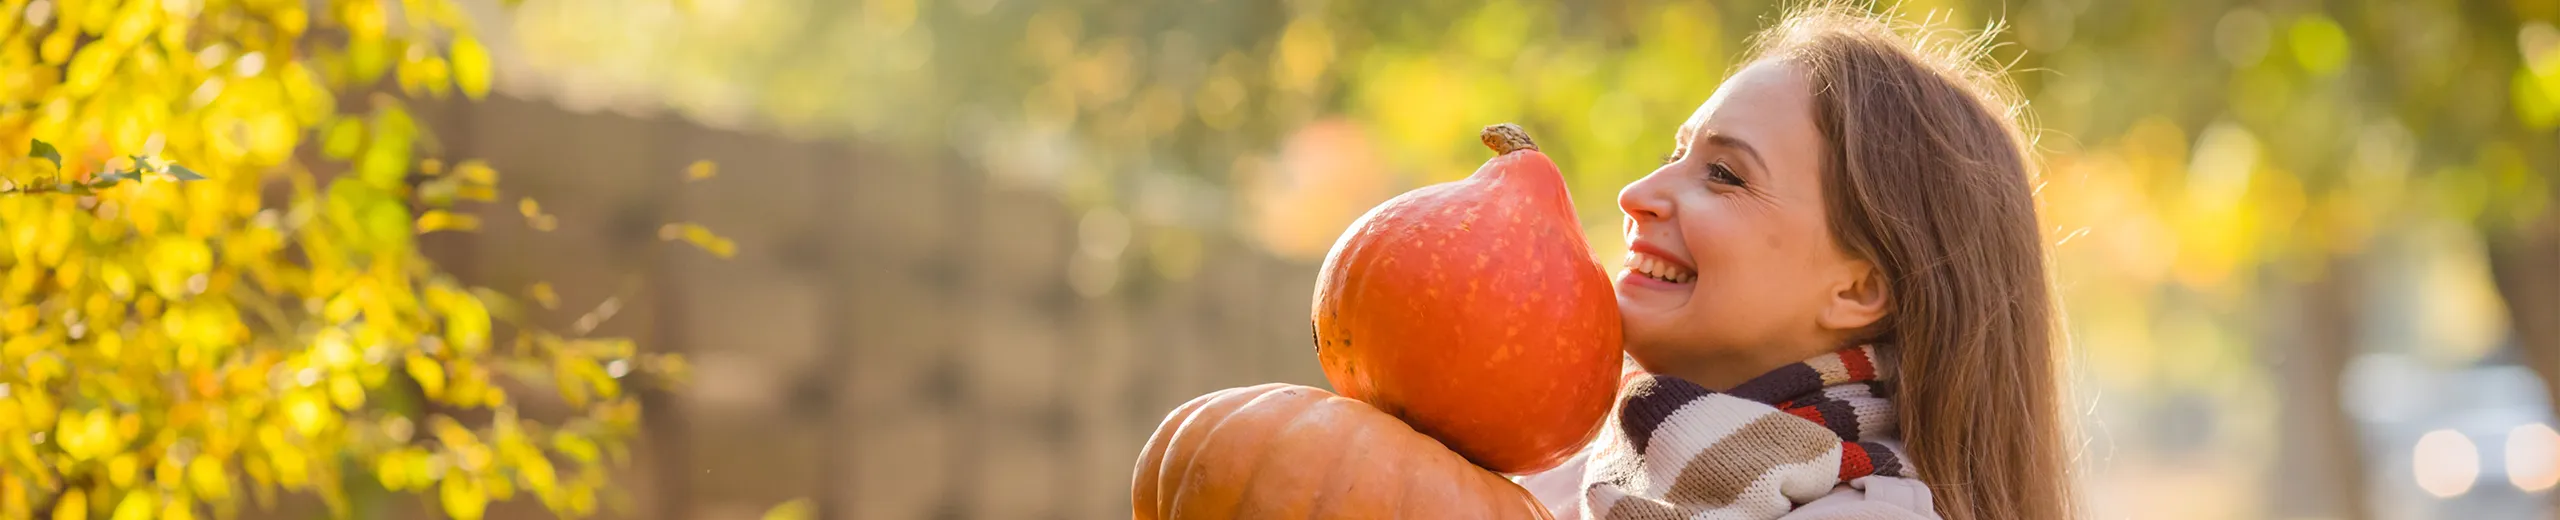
[1133,389,1222,519]
[1226,392,1354,519]
[1157,384,1286,518]
[1171,386,1323,517]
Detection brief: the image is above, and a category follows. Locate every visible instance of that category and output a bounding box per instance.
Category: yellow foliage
[658,222,736,258]
[0,0,679,518]
[684,160,717,181]
[761,499,814,520]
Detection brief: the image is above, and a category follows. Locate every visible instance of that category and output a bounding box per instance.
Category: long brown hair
[1742,4,2076,520]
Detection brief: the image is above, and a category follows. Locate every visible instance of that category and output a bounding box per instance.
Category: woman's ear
[1817,260,1889,333]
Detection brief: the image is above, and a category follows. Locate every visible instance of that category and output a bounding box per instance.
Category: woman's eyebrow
[1703,132,1769,175]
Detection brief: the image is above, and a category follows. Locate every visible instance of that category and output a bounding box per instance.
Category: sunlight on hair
[2414,429,2481,498]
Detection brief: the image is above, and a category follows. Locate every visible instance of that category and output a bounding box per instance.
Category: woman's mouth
[1619,250,1696,285]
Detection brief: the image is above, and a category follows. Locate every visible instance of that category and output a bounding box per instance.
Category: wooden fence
[418,94,1329,520]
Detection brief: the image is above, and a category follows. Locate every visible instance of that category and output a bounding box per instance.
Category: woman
[1144,4,2076,520]
[1509,4,2075,519]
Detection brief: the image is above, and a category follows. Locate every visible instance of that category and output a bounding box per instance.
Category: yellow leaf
[528,282,559,310]
[446,294,491,354]
[109,454,139,487]
[58,409,114,460]
[315,328,356,368]
[407,354,446,399]
[155,458,181,491]
[51,489,84,520]
[440,475,487,520]
[555,360,591,408]
[189,460,229,502]
[762,499,814,520]
[453,160,498,185]
[519,455,558,504]
[4,474,23,518]
[657,223,736,258]
[21,391,56,430]
[329,375,365,410]
[517,198,556,232]
[685,160,717,181]
[4,305,36,335]
[285,390,330,435]
[552,432,599,464]
[342,0,387,39]
[457,184,497,201]
[109,490,151,520]
[486,472,515,500]
[397,52,452,98]
[377,450,412,491]
[41,30,75,65]
[450,36,492,99]
[416,210,480,233]
[0,336,42,360]
[158,498,194,520]
[322,118,364,159]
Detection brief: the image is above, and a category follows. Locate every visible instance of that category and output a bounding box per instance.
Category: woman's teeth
[1620,251,1695,284]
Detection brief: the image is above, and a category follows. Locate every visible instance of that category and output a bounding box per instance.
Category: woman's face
[1614,60,1884,381]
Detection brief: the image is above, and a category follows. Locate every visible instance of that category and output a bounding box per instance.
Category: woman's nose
[1617,171,1671,223]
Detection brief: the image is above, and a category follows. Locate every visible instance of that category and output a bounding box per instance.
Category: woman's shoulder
[1783,475,1942,520]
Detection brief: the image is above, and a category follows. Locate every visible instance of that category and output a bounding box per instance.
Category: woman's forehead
[1677,60,1818,152]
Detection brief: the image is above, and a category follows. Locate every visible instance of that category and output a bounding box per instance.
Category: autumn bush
[0,1,695,518]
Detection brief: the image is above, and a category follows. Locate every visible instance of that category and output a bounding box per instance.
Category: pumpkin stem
[1480,123,1537,154]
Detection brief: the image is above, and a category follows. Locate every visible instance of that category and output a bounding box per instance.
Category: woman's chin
[1616,273,1702,372]
[1616,291,1687,345]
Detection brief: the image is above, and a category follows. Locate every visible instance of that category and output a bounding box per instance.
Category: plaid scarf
[1579,345,1911,519]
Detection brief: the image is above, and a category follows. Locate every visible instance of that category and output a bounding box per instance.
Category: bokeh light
[2508,423,2560,492]
[2415,429,2482,498]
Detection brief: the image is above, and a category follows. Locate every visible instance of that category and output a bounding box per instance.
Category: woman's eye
[1706,161,1745,186]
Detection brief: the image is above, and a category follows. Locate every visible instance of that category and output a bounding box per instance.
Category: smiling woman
[1536,4,2077,520]
[1129,2,2074,519]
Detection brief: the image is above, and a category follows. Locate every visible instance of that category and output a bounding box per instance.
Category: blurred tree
[0,0,689,519]
[2010,1,2554,517]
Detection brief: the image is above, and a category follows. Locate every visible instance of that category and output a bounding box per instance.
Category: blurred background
[8,0,2557,518]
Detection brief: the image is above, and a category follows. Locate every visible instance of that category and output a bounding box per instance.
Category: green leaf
[166,164,206,181]
[322,118,365,159]
[29,139,60,168]
[358,104,417,188]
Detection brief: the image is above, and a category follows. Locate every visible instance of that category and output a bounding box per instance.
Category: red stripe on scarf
[1839,442,1874,480]
[1784,405,1824,424]
[1841,347,1877,381]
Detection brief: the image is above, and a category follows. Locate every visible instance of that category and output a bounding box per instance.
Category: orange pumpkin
[1132,384,1552,520]
[1311,123,1622,474]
